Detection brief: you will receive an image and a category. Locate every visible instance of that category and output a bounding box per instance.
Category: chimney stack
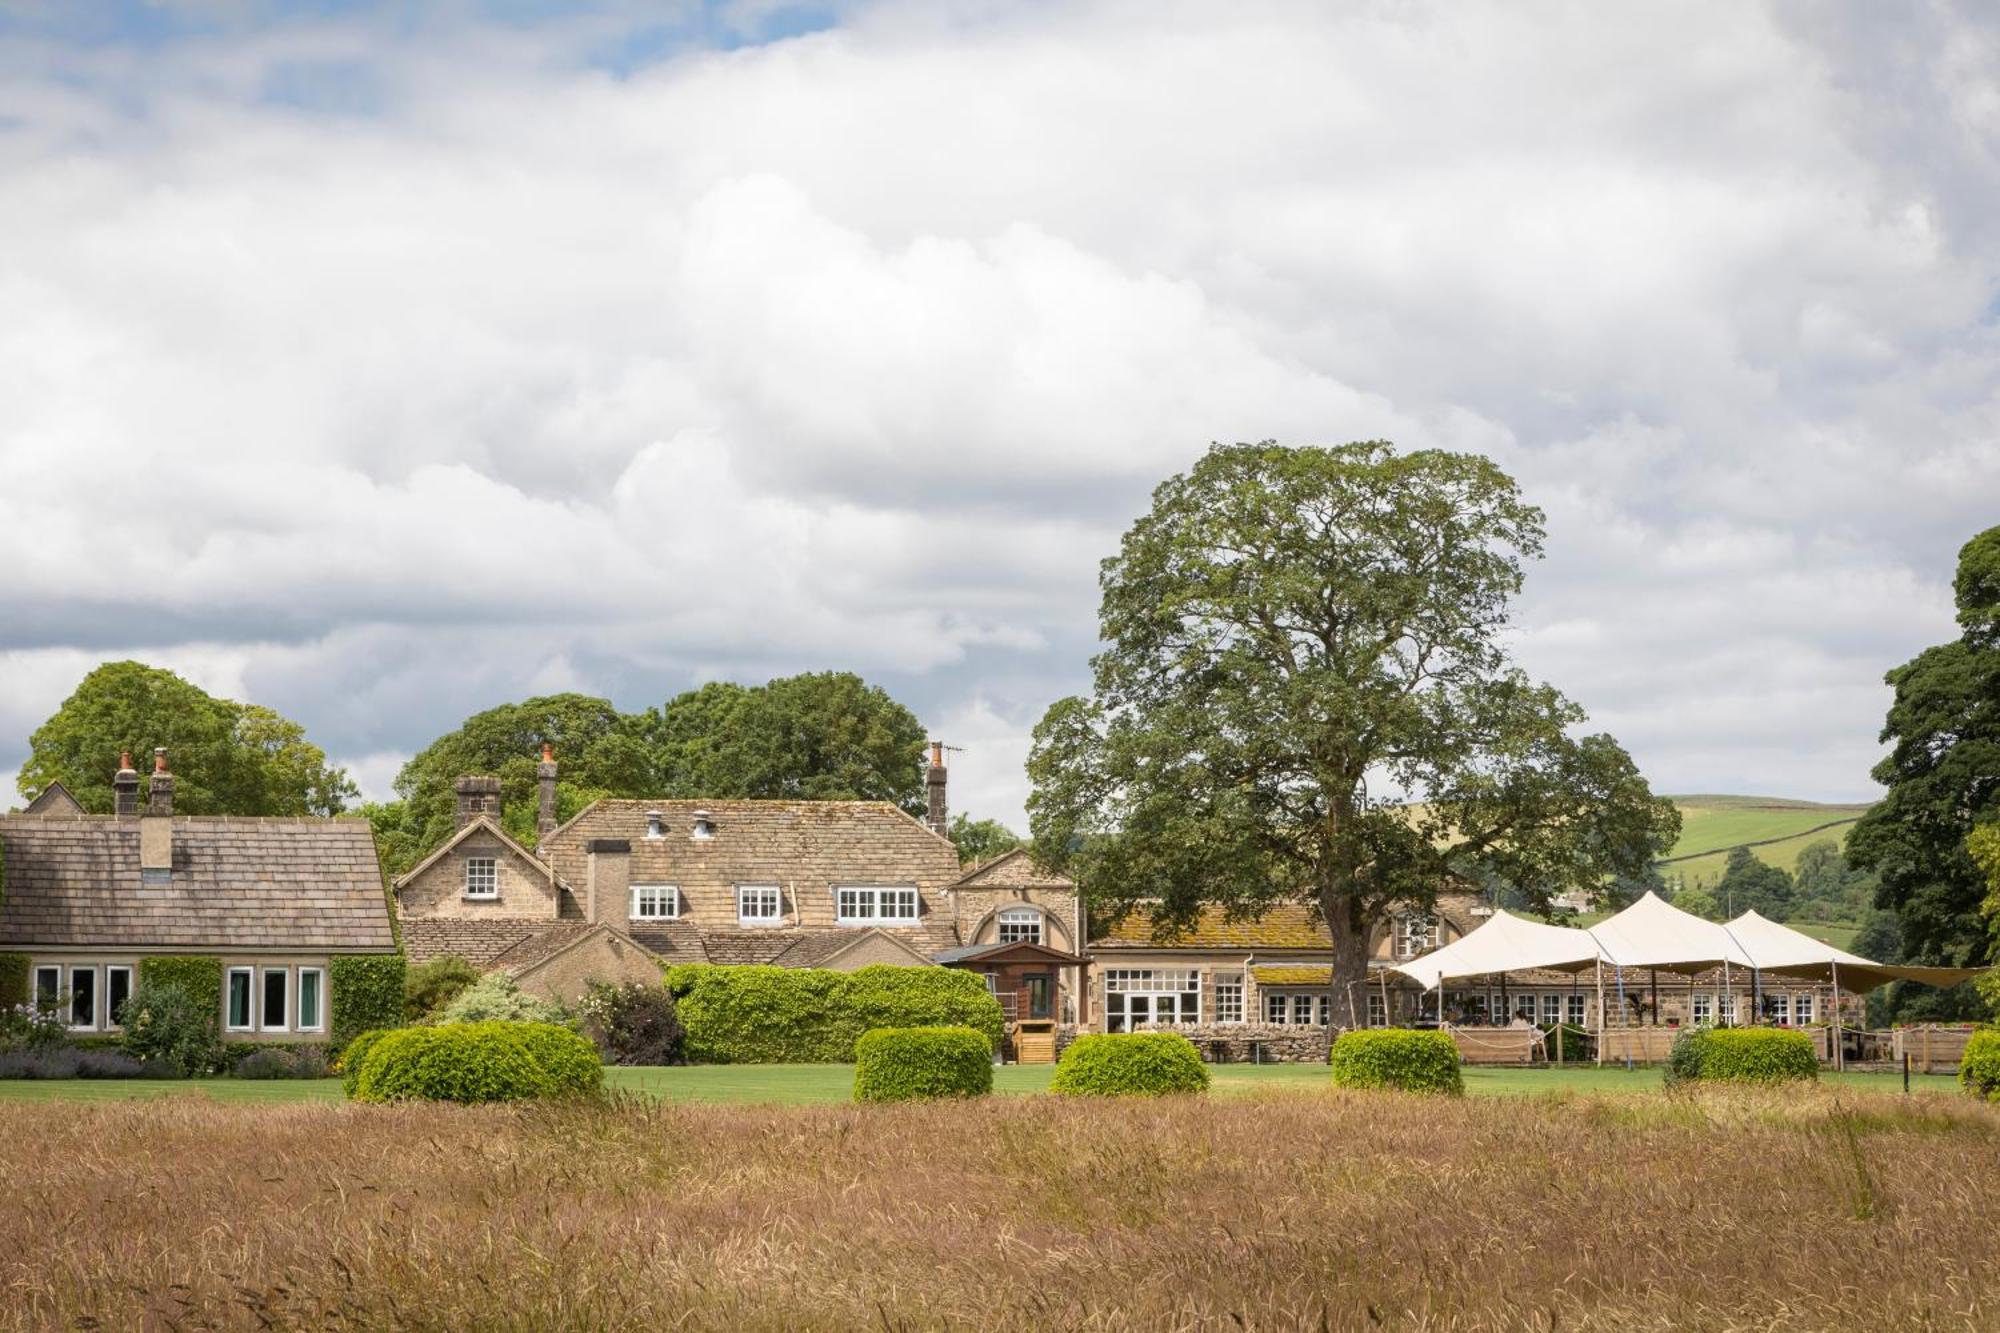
[454,774,503,830]
[147,748,175,817]
[925,741,948,837]
[584,838,631,926]
[536,744,559,843]
[113,752,141,816]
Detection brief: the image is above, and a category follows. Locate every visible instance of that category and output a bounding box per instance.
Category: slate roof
[949,847,1074,890]
[402,919,552,966]
[0,813,394,951]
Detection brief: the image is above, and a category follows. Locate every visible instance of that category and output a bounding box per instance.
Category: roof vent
[691,810,715,840]
[644,810,664,840]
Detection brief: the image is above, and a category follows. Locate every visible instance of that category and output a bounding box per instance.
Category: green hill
[1655,795,1876,890]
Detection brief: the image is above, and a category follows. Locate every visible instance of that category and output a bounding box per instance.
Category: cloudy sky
[2,0,1995,825]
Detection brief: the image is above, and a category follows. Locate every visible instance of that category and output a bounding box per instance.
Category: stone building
[395,746,1085,1043]
[0,751,395,1040]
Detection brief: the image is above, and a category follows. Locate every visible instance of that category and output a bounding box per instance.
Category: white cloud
[2,1,1997,821]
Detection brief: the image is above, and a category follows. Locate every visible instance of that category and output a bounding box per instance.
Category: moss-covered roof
[1251,965,1332,987]
[1093,903,1328,950]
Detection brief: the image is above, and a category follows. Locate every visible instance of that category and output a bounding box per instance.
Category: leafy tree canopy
[370,672,929,876]
[1714,847,1795,919]
[19,661,356,816]
[1027,442,1679,1016]
[1672,884,1722,922]
[1847,524,2000,967]
[948,814,1025,866]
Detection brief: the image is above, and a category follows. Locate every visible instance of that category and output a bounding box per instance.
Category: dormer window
[464,858,498,900]
[644,811,664,840]
[737,884,782,925]
[631,884,681,920]
[997,906,1042,945]
[691,810,715,839]
[1394,914,1439,960]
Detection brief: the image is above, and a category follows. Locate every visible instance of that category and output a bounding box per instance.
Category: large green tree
[18,661,356,816]
[1714,847,1795,919]
[1847,525,2000,971]
[1028,442,1680,1022]
[653,672,926,808]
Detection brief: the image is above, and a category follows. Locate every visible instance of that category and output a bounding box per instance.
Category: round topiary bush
[1959,1029,2000,1102]
[853,1026,994,1103]
[1329,1029,1463,1096]
[1049,1032,1210,1096]
[349,1021,603,1104]
[1665,1026,1818,1086]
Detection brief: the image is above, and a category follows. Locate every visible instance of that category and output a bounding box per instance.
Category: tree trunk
[1319,883,1371,1054]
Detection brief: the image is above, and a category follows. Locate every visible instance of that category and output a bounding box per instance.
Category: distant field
[1657,794,1875,888]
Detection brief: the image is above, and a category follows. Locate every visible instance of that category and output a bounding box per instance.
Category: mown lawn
[0,1062,1961,1104]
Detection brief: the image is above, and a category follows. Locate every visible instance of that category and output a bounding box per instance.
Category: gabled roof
[1094,903,1330,950]
[934,939,1086,966]
[496,923,667,979]
[22,782,82,816]
[949,848,1073,890]
[391,816,562,894]
[0,813,394,951]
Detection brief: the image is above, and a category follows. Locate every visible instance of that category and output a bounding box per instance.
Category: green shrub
[665,964,1004,1064]
[233,1045,330,1080]
[339,1028,391,1096]
[0,997,70,1055]
[349,1021,602,1104]
[331,954,406,1045]
[137,956,223,1022]
[1959,1029,2000,1102]
[404,956,480,1022]
[120,977,223,1076]
[577,982,684,1065]
[1666,1026,1818,1086]
[1663,1027,1711,1089]
[0,953,28,1008]
[435,972,566,1026]
[1050,1033,1210,1096]
[1329,1029,1463,1096]
[842,967,1006,1053]
[853,1026,994,1103]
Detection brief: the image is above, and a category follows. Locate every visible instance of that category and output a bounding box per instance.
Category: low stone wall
[1135,1022,1331,1063]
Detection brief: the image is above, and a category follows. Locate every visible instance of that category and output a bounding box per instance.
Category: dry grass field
[2,1085,1995,1331]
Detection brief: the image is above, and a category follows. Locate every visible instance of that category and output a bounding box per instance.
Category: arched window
[997,906,1043,945]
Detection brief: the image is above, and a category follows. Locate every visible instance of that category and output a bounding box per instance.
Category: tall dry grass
[0,1085,1995,1330]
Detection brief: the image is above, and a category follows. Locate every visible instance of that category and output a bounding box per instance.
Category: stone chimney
[925,741,948,837]
[536,744,559,844]
[112,752,140,816]
[147,748,175,817]
[584,838,631,925]
[454,774,502,830]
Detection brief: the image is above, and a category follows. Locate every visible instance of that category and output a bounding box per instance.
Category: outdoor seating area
[1395,892,1986,1069]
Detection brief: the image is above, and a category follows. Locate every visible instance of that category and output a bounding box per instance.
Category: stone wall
[1137,1022,1332,1063]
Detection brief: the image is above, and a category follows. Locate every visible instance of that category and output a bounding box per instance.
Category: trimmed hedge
[1665,1027,1819,1087]
[1960,1029,2000,1102]
[1050,1033,1210,1096]
[137,956,223,1018]
[349,1021,603,1104]
[666,964,1004,1064]
[331,954,406,1046]
[339,1028,391,1097]
[1329,1029,1463,1096]
[853,1026,994,1103]
[0,953,28,1009]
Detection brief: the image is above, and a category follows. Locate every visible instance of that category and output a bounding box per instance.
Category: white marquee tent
[1723,909,1986,994]
[1389,908,1600,990]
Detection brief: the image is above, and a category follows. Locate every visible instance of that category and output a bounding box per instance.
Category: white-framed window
[1794,993,1815,1025]
[464,857,498,899]
[1367,992,1386,1027]
[1766,994,1792,1025]
[1214,972,1244,1024]
[32,965,60,1014]
[1103,968,1199,1031]
[1290,994,1313,1025]
[260,967,289,1031]
[107,966,133,1028]
[835,886,920,925]
[1265,992,1288,1024]
[1567,994,1587,1026]
[226,967,254,1032]
[735,884,782,925]
[1691,992,1714,1024]
[997,906,1042,944]
[631,884,681,921]
[1540,994,1564,1025]
[68,966,96,1030]
[297,967,325,1033]
[1394,915,1439,960]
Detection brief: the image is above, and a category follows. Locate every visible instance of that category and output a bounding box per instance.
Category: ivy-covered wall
[0,953,28,1008]
[137,955,224,1017]
[330,954,406,1045]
